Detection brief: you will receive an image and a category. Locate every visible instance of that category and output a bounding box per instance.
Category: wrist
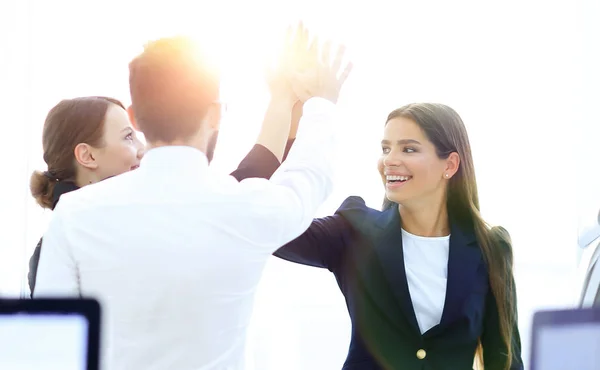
[269,94,297,110]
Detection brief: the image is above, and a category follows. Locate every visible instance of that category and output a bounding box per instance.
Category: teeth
[386,175,410,181]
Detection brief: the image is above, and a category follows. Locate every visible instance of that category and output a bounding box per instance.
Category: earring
[445,173,449,178]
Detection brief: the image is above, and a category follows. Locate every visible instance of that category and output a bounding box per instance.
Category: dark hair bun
[30,170,56,209]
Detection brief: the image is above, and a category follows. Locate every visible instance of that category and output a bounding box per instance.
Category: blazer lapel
[372,205,421,335]
[370,206,484,338]
[341,200,483,338]
[342,203,420,335]
[429,219,482,335]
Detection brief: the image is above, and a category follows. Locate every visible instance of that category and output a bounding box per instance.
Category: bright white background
[577,0,600,235]
[0,0,595,368]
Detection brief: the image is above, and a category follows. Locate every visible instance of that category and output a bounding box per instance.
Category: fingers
[321,40,332,67]
[306,35,319,68]
[331,44,347,75]
[338,61,354,86]
[282,25,294,56]
[301,22,309,49]
[282,23,297,60]
[284,25,294,44]
[294,22,308,54]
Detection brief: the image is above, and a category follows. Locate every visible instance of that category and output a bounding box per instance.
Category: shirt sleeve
[33,207,80,298]
[229,143,283,181]
[236,97,338,251]
[273,215,350,271]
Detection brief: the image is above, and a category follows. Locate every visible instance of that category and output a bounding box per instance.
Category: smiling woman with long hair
[274,102,523,370]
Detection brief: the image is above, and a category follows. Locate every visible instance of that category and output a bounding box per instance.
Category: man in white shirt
[34,33,352,369]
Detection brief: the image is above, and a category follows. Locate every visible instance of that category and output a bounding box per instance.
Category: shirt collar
[51,181,80,210]
[140,146,209,172]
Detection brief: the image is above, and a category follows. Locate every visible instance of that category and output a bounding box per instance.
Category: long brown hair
[383,103,516,369]
[30,96,125,209]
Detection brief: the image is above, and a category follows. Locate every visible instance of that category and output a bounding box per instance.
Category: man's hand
[290,41,353,105]
[256,23,314,161]
[265,23,311,107]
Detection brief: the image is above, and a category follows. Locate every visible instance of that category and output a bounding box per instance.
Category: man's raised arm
[235,36,353,250]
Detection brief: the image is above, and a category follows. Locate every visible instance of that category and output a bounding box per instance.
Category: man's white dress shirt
[34,97,337,370]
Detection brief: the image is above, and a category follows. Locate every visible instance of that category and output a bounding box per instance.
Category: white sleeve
[238,97,337,251]
[33,207,80,298]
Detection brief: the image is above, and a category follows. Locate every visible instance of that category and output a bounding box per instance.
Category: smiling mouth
[386,175,412,184]
[130,165,140,171]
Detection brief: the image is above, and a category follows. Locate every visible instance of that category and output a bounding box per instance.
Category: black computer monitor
[0,298,100,370]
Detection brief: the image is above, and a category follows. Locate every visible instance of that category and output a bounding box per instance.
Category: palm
[289,41,353,104]
[266,23,312,103]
